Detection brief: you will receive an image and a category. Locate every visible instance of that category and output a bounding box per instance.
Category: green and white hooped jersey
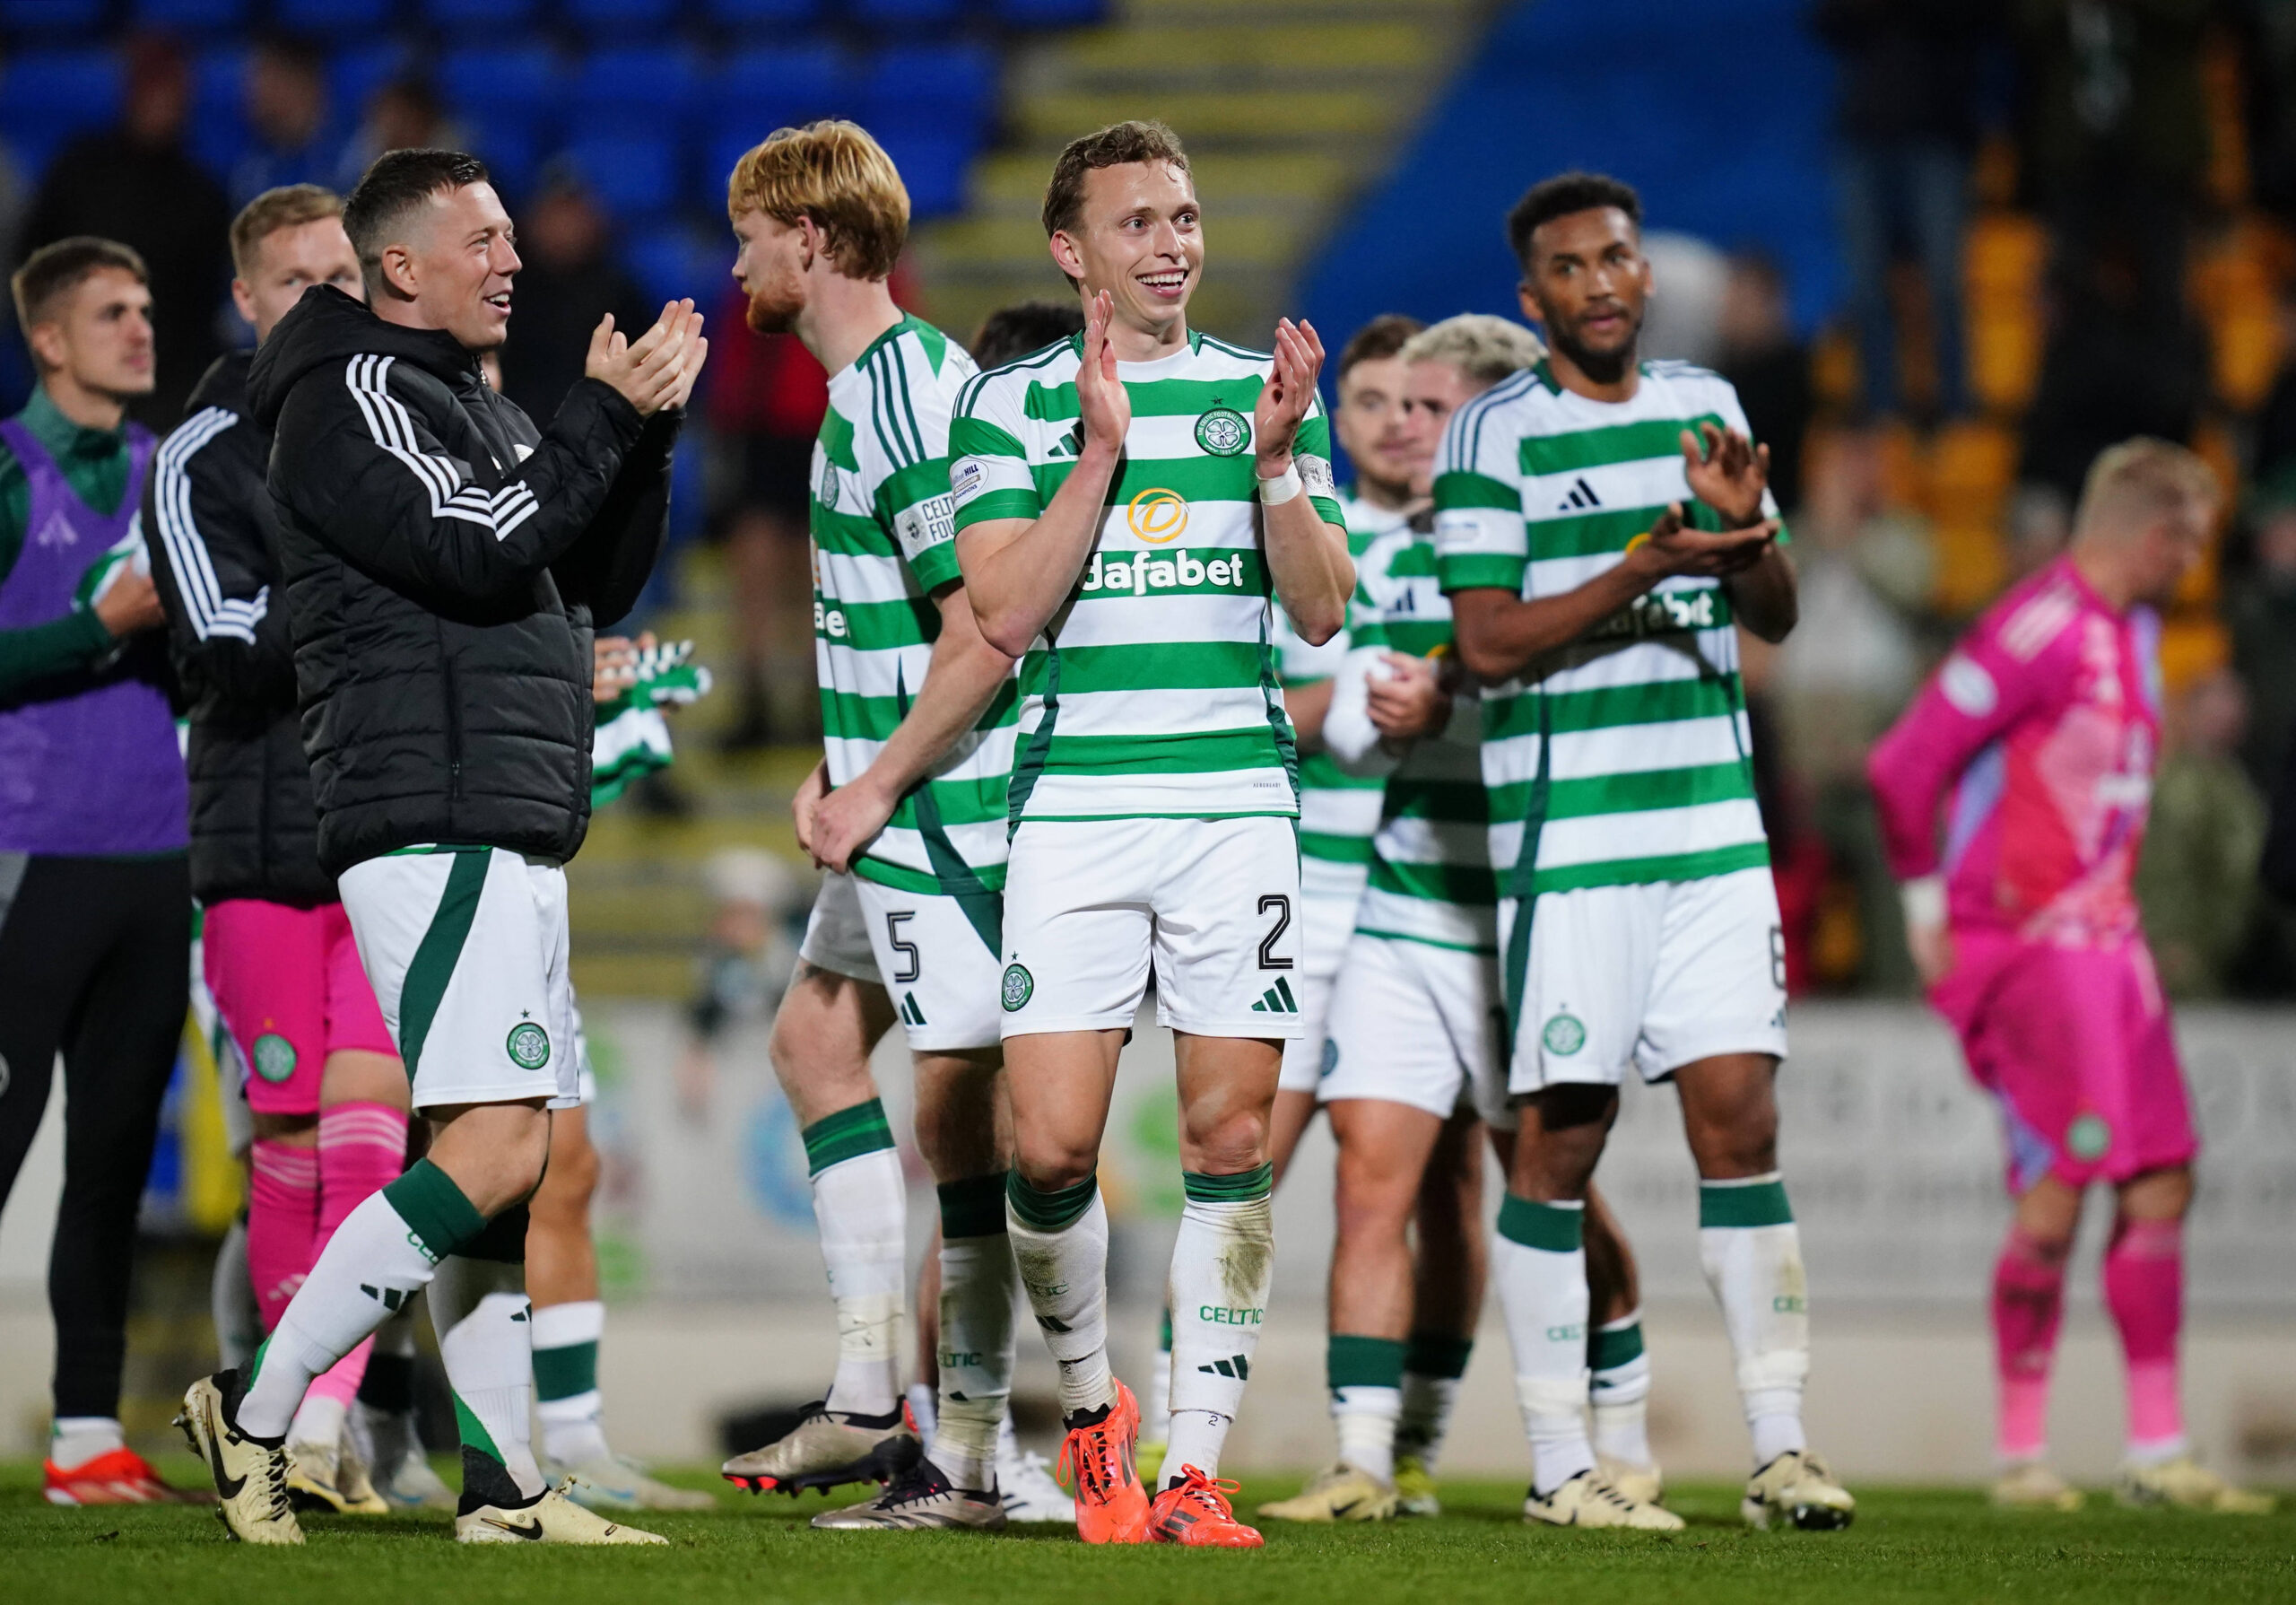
[1351,516,1495,953]
[949,330,1346,824]
[813,315,1011,894]
[1432,360,1777,897]
[1275,492,1399,903]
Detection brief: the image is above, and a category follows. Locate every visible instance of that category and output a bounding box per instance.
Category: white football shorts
[799,868,1005,1052]
[998,815,1303,1039]
[337,845,578,1111]
[1320,931,1514,1128]
[1506,866,1787,1093]
[1276,885,1362,1094]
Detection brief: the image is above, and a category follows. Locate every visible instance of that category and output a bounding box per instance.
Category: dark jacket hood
[248,284,480,432]
[186,348,253,417]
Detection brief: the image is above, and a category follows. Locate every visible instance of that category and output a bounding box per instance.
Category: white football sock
[211,1215,260,1372]
[431,1256,544,1500]
[930,1174,1018,1493]
[1397,1331,1472,1473]
[1006,1173,1114,1419]
[287,1392,348,1454]
[1495,1195,1594,1496]
[1334,1389,1402,1484]
[49,1417,125,1470]
[1143,1307,1173,1444]
[531,1299,610,1466]
[1589,1312,1653,1468]
[1699,1174,1810,1468]
[239,1177,466,1440]
[1161,1167,1276,1485]
[808,1143,907,1420]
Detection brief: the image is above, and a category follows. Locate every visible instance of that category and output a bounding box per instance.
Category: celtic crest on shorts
[1194,405,1249,458]
[1001,963,1033,1012]
[1541,1012,1587,1056]
[252,1032,298,1084]
[506,1021,552,1069]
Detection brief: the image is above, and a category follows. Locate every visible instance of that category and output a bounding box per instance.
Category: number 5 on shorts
[887,911,920,984]
[1257,894,1292,971]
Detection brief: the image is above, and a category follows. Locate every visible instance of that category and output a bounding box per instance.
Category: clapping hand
[1679,420,1769,528]
[587,299,706,417]
[1255,317,1325,473]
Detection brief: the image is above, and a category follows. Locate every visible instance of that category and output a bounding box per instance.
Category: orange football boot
[45,1446,214,1505]
[1053,1381,1150,1544]
[1149,1464,1263,1548]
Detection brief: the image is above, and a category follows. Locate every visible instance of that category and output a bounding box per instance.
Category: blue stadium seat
[439,46,564,125]
[330,41,415,124]
[418,0,539,37]
[569,47,709,135]
[561,131,679,222]
[0,0,106,39]
[992,0,1103,22]
[188,48,250,179]
[272,0,393,36]
[718,43,848,128]
[464,117,542,197]
[624,227,724,307]
[851,0,965,27]
[564,0,680,38]
[130,0,252,34]
[869,120,975,218]
[857,43,994,135]
[0,48,121,171]
[703,0,822,29]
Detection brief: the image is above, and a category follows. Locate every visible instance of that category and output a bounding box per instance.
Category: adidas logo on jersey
[1249,977,1300,1015]
[1080,549,1251,596]
[1558,477,1602,510]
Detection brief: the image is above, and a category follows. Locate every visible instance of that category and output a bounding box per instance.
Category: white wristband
[1900,875,1945,931]
[1257,463,1303,505]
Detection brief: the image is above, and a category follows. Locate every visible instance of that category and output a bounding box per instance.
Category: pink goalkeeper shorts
[203,898,397,1116]
[1928,929,2197,1195]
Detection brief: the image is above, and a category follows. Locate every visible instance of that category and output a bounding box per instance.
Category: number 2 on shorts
[1257,894,1292,971]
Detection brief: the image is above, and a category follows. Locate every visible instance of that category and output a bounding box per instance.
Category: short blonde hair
[1399,314,1545,389]
[2074,438,2220,538]
[726,120,909,283]
[230,184,344,279]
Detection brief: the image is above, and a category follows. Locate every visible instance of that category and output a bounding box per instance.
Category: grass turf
[5,1456,2290,1605]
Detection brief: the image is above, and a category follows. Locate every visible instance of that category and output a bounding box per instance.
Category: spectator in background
[495,168,652,426]
[1812,0,1990,422]
[21,34,230,427]
[2015,0,2209,331]
[2019,246,2206,506]
[1716,249,1813,512]
[969,297,1085,367]
[335,77,461,196]
[2136,667,2266,999]
[232,35,333,207]
[2228,477,2296,794]
[706,283,827,749]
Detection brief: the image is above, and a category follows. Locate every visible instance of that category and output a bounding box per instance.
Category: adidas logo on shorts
[1249,978,1300,1015]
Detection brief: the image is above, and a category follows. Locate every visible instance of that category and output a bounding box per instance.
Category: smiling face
[730,206,809,335]
[379,181,521,351]
[1518,205,1649,388]
[1334,353,1420,505]
[28,267,155,398]
[235,216,363,344]
[1051,161,1201,340]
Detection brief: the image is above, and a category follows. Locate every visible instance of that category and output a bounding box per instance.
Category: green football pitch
[5,1458,2290,1605]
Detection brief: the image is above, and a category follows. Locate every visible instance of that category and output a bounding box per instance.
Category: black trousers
[0,852,190,1420]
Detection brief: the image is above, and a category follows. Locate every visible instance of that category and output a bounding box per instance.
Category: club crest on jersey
[1542,1012,1587,1056]
[1001,964,1033,1011]
[1195,405,1249,458]
[1126,487,1188,544]
[816,453,840,511]
[506,1022,551,1070]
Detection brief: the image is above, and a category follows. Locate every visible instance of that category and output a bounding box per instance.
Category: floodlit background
[1,0,2292,1484]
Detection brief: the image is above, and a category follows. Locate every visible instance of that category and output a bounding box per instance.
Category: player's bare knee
[2118,1164,2193,1224]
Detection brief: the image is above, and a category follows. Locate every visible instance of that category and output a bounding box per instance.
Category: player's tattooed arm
[1257,318,1352,645]
[958,290,1127,656]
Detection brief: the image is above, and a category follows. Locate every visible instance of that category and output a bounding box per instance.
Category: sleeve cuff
[1900,875,1945,930]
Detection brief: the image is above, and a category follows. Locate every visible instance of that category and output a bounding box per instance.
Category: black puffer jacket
[144,352,331,906]
[248,286,676,874]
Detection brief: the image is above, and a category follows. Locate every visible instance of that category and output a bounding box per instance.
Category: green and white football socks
[1590,1312,1653,1470]
[533,1299,609,1467]
[432,1254,544,1505]
[238,1159,483,1440]
[933,1173,1018,1493]
[1327,1334,1406,1483]
[1005,1170,1114,1418]
[1495,1194,1596,1496]
[1398,1330,1472,1475]
[1700,1174,1811,1468]
[803,1099,907,1420]
[1163,1164,1276,1486]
